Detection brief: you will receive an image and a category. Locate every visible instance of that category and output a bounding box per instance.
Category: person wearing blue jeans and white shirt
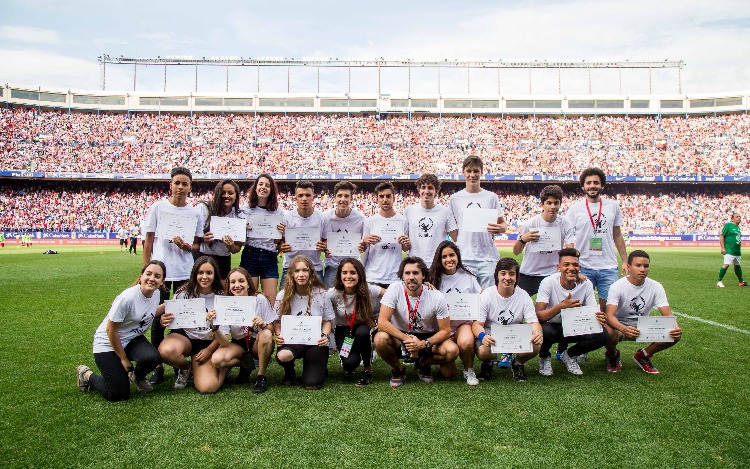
[449,155,506,289]
[323,181,366,288]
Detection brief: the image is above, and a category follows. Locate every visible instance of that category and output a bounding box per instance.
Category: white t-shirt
[117,228,128,240]
[198,205,244,257]
[404,203,458,268]
[606,277,669,321]
[478,287,538,327]
[274,287,335,321]
[92,285,160,353]
[282,209,330,271]
[566,198,623,270]
[144,199,203,281]
[518,214,575,276]
[380,282,449,333]
[438,270,482,332]
[449,189,504,261]
[174,290,216,340]
[227,295,277,340]
[362,214,408,284]
[241,205,285,252]
[327,284,382,328]
[325,208,366,270]
[536,273,597,323]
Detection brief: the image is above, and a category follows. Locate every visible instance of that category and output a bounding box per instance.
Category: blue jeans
[580,267,619,301]
[463,259,498,290]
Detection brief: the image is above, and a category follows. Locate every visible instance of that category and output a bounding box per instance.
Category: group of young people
[76,157,685,401]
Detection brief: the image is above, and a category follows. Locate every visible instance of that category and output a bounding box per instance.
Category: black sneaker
[355,370,373,387]
[236,367,252,384]
[389,366,407,388]
[148,366,164,385]
[252,375,268,393]
[281,367,296,386]
[477,361,493,381]
[416,359,434,383]
[511,359,527,382]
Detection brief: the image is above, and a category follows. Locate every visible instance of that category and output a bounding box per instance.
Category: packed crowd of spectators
[2,109,749,176]
[2,181,747,235]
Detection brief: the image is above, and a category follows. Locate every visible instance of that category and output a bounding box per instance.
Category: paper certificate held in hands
[371,218,403,244]
[213,295,256,326]
[247,213,283,239]
[525,227,562,253]
[490,324,533,354]
[209,216,247,241]
[156,211,199,242]
[561,305,603,337]
[281,315,322,345]
[461,207,498,233]
[327,231,361,257]
[636,316,677,343]
[285,226,320,251]
[445,292,479,321]
[166,298,206,329]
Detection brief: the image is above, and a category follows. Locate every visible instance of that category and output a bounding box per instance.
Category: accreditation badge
[339,335,354,358]
[589,236,603,256]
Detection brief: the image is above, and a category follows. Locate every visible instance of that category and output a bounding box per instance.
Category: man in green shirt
[717,213,748,287]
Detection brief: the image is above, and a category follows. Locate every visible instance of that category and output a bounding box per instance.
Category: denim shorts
[240,245,280,279]
[580,267,619,301]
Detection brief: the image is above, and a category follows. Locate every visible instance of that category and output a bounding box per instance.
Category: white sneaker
[129,371,153,393]
[538,356,553,376]
[174,366,191,389]
[463,368,479,385]
[561,351,583,375]
[576,352,588,364]
[716,281,725,288]
[372,350,378,364]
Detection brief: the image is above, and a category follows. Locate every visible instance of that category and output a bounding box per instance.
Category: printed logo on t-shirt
[418,217,434,237]
[497,309,516,325]
[445,287,462,293]
[381,244,397,250]
[594,213,609,234]
[466,201,482,208]
[410,311,424,330]
[629,295,646,315]
[127,312,154,336]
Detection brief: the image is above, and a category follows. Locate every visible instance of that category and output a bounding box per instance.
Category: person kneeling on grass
[535,248,609,377]
[472,258,543,383]
[76,261,166,401]
[374,256,459,388]
[207,267,276,393]
[604,250,682,374]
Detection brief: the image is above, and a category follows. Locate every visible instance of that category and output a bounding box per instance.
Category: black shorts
[397,331,434,359]
[231,337,257,355]
[170,329,213,355]
[119,239,127,245]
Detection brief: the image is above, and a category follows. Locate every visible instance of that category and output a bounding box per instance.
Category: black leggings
[129,238,137,254]
[90,335,161,402]
[151,280,187,349]
[334,324,372,373]
[539,322,610,359]
[276,344,329,388]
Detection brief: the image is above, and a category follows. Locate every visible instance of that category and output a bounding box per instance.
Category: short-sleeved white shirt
[536,273,597,323]
[449,189,504,261]
[92,285,160,353]
[327,284,382,328]
[478,287,538,327]
[325,208,366,270]
[518,215,575,276]
[380,281,449,333]
[282,209,330,271]
[362,214,407,284]
[198,205,244,257]
[144,199,203,281]
[606,277,669,321]
[566,198,623,270]
[241,205,285,252]
[274,287,335,322]
[438,270,482,331]
[227,295,277,340]
[404,204,458,268]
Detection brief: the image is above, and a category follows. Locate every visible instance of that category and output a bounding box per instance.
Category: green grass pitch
[0,245,748,467]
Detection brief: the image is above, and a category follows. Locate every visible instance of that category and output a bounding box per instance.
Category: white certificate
[526,227,561,253]
[155,211,198,242]
[209,216,247,241]
[285,226,320,251]
[281,315,322,345]
[461,207,499,233]
[372,218,403,243]
[490,324,533,354]
[247,213,283,239]
[327,231,361,257]
[445,292,479,321]
[213,295,257,326]
[561,305,603,337]
[636,316,677,343]
[166,298,206,329]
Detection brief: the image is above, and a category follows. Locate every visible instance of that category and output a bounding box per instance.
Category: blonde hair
[278,255,325,316]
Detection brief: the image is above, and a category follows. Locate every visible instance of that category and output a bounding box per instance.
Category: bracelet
[478,332,486,341]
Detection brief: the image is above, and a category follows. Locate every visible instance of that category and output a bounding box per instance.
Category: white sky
[1,0,748,96]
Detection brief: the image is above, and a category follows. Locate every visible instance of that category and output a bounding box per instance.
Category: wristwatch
[424,340,432,350]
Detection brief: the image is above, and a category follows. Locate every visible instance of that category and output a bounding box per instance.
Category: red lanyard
[585,199,603,232]
[404,289,422,331]
[342,293,356,332]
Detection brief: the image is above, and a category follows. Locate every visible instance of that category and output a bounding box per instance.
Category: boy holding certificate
[472,258,543,382]
[535,248,609,376]
[405,174,457,268]
[604,250,682,374]
[323,181,366,288]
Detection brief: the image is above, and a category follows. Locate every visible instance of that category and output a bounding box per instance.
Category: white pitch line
[673,311,750,335]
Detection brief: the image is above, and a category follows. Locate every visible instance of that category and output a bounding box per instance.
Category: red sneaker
[606,350,622,373]
[739,281,749,287]
[633,349,660,374]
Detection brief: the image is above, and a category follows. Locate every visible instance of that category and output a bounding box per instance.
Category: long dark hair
[209,179,241,217]
[248,173,279,212]
[429,240,475,291]
[333,258,375,328]
[176,256,224,298]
